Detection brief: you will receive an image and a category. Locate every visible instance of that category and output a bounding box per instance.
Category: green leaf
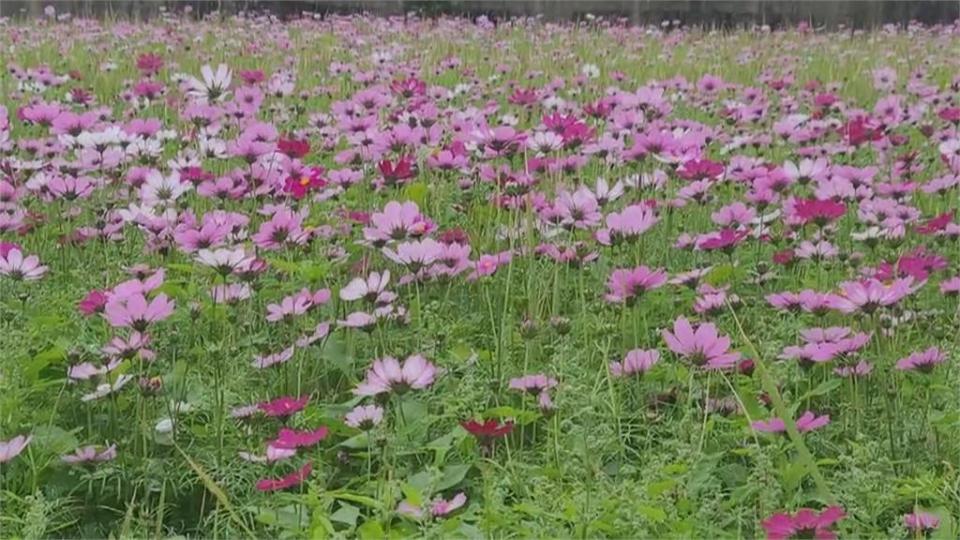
[330,502,360,528]
[356,519,385,540]
[637,505,666,524]
[402,182,429,207]
[400,483,423,507]
[435,464,471,491]
[32,425,79,455]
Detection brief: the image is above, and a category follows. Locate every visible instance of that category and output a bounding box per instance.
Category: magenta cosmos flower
[761,506,846,540]
[662,317,741,370]
[610,349,660,377]
[269,426,329,449]
[255,461,312,492]
[752,411,830,434]
[604,265,668,304]
[895,346,947,373]
[353,355,438,396]
[258,395,310,419]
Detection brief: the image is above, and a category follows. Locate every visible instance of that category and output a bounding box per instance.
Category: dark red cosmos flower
[270,426,329,449]
[258,396,310,419]
[915,211,954,235]
[938,107,960,124]
[678,158,725,181]
[255,462,312,492]
[794,198,846,227]
[508,88,538,107]
[461,419,514,440]
[180,166,215,184]
[839,117,883,146]
[78,289,109,316]
[773,249,796,266]
[277,137,310,159]
[378,155,417,186]
[390,77,426,98]
[283,167,327,199]
[438,228,469,245]
[239,69,265,85]
[136,53,164,75]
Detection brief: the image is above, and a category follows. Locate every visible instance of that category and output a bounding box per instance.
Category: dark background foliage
[3,0,959,28]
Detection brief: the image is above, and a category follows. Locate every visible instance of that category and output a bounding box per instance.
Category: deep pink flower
[270,426,329,449]
[255,462,312,492]
[761,506,845,540]
[78,290,109,316]
[258,395,310,419]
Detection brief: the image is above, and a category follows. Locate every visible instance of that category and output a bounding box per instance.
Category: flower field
[1,8,960,538]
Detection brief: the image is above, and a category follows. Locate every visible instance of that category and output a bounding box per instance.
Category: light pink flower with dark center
[0,435,32,463]
[826,277,922,314]
[354,355,438,396]
[895,346,947,373]
[344,404,384,429]
[103,293,175,331]
[752,411,830,434]
[610,349,660,377]
[604,266,668,304]
[0,248,48,281]
[662,316,741,370]
[62,444,117,464]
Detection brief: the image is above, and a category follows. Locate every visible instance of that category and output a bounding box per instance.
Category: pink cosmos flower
[398,493,467,520]
[0,435,32,463]
[761,506,846,540]
[354,355,438,396]
[609,349,660,377]
[258,395,310,419]
[662,317,741,370]
[103,293,175,331]
[382,238,444,273]
[251,346,295,369]
[604,266,668,304]
[903,512,940,533]
[344,404,384,429]
[255,462,312,492]
[826,278,922,314]
[61,444,117,464]
[752,411,830,434]
[0,248,48,281]
[270,426,329,449]
[595,203,658,245]
[363,201,435,245]
[895,346,947,373]
[238,445,296,464]
[339,270,393,303]
[78,290,109,316]
[251,208,307,251]
[834,361,874,378]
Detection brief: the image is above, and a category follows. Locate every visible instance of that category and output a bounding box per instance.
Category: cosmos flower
[604,266,668,304]
[353,355,438,396]
[0,435,32,463]
[255,462,312,492]
[0,248,48,281]
[895,346,947,373]
[761,506,846,540]
[61,444,117,464]
[344,404,384,429]
[662,317,741,370]
[609,349,660,377]
[903,512,940,533]
[752,411,830,434]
